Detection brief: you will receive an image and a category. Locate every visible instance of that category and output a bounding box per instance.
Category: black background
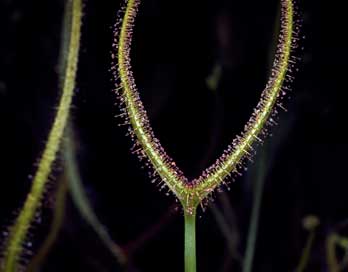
[0,0,347,271]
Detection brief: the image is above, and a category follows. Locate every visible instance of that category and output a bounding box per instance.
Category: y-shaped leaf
[114,1,296,271]
[114,0,295,212]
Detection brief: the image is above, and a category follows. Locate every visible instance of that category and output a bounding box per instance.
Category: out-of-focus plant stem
[210,201,241,264]
[65,126,127,265]
[327,233,340,272]
[243,152,267,272]
[296,230,316,272]
[26,177,68,272]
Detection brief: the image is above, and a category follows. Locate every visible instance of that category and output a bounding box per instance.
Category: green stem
[184,210,197,272]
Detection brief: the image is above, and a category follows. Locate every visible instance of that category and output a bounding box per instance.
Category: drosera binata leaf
[112,0,298,271]
[112,0,297,213]
[1,0,82,270]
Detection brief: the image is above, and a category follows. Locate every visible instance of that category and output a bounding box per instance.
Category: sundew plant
[113,0,296,270]
[0,0,300,271]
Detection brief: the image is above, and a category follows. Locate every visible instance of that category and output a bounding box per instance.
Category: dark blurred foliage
[0,0,347,271]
